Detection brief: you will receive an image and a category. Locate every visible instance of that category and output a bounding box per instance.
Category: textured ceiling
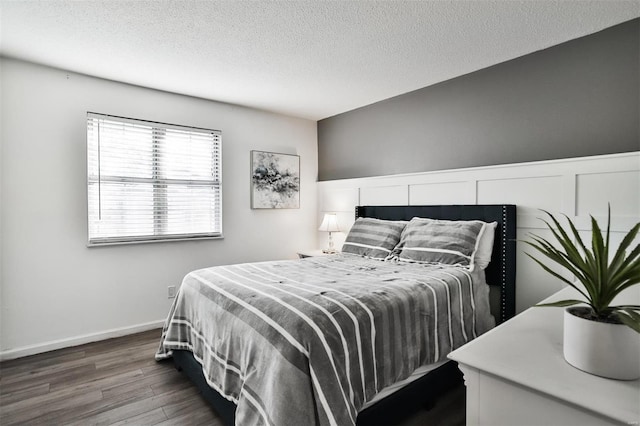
[1,1,638,120]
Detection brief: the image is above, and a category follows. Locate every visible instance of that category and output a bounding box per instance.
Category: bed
[156,204,517,425]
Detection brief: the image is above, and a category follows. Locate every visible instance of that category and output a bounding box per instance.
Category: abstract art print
[251,150,300,209]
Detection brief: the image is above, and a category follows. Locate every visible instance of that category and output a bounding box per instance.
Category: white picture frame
[250,150,300,209]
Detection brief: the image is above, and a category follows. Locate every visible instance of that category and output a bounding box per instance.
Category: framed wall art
[250,150,300,209]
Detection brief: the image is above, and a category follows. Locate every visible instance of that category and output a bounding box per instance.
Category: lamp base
[322,249,338,254]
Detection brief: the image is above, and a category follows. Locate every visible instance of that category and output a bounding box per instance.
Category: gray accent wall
[318,19,640,181]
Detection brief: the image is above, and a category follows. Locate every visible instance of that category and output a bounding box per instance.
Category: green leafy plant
[525,206,640,333]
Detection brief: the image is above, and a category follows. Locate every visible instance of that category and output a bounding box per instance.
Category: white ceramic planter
[564,308,640,380]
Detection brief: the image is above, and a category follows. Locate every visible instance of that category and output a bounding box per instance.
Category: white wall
[318,152,640,313]
[0,58,318,358]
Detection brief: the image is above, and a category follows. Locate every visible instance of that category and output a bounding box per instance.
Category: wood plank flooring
[0,329,465,425]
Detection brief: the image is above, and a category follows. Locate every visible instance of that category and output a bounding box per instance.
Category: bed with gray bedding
[155,204,517,426]
[155,253,494,425]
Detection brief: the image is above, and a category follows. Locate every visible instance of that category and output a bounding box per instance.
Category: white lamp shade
[318,213,340,232]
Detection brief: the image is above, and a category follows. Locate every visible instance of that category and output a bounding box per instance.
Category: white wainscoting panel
[317,152,640,313]
[477,175,567,230]
[409,181,474,205]
[360,185,409,206]
[517,228,569,310]
[576,170,640,217]
[476,176,564,215]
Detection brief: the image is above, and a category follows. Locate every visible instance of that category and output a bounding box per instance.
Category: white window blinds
[87,113,222,245]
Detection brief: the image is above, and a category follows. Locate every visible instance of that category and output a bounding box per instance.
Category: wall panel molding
[318,152,640,312]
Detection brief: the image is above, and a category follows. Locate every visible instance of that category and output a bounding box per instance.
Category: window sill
[87,234,224,247]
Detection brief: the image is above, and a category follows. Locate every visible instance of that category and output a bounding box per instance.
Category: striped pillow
[396,217,488,269]
[341,218,407,260]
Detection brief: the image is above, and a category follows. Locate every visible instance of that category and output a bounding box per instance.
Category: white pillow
[472,221,497,270]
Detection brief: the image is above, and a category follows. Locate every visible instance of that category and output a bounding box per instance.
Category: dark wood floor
[0,329,465,425]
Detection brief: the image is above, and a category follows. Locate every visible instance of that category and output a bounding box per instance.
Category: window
[87,113,222,245]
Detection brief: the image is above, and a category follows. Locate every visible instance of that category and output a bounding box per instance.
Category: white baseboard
[0,320,165,361]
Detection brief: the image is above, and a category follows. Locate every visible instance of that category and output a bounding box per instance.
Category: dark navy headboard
[355,204,517,323]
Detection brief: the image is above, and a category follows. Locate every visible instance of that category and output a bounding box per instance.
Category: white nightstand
[448,286,640,425]
[297,250,337,259]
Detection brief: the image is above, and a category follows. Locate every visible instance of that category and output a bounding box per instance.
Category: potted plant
[526,207,640,380]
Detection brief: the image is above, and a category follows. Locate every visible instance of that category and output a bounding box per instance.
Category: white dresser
[448,287,640,426]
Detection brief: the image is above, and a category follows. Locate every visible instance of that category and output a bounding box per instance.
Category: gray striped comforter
[155,254,494,426]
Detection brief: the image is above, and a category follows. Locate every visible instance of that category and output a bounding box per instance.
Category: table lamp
[318,213,340,253]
